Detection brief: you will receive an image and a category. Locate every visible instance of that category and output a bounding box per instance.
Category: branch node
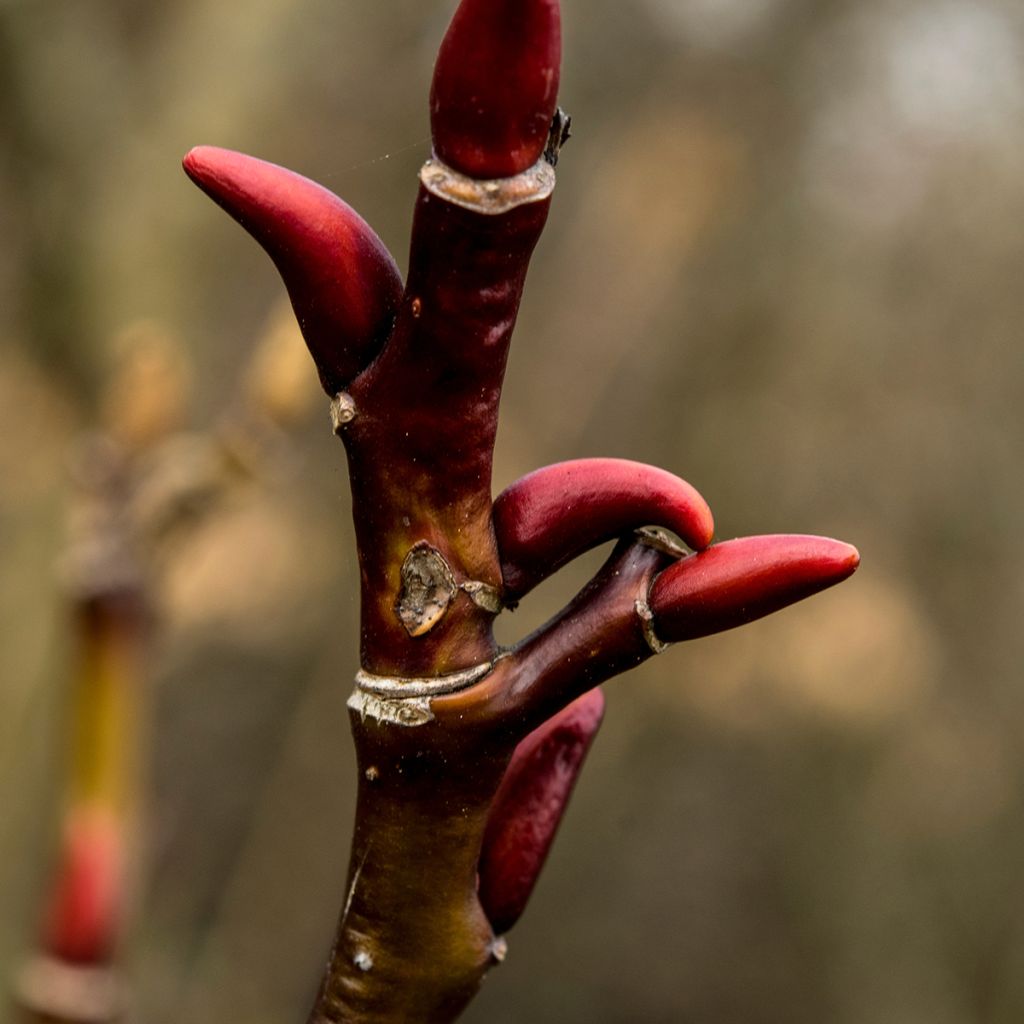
[461,579,503,613]
[355,660,493,698]
[419,155,555,215]
[635,526,690,559]
[396,543,458,636]
[347,659,494,727]
[330,392,358,434]
[635,596,671,656]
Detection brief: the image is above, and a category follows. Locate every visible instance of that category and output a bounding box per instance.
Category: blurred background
[2,0,1024,1020]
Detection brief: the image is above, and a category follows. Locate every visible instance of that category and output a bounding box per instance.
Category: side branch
[435,537,673,736]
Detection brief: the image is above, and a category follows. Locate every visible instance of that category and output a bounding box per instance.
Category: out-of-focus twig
[13,305,317,1024]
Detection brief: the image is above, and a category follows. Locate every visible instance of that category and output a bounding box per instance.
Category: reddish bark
[184,0,861,1018]
[343,187,550,677]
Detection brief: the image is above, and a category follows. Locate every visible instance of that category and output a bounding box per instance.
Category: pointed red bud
[182,146,403,395]
[41,810,122,965]
[493,458,715,600]
[430,0,561,178]
[649,534,860,643]
[478,688,604,934]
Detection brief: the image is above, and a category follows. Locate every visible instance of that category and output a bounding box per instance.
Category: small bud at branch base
[478,688,605,934]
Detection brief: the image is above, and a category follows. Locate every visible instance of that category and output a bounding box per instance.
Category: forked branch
[184,1,859,1020]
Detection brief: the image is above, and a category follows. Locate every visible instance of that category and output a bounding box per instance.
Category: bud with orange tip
[180,0,866,1015]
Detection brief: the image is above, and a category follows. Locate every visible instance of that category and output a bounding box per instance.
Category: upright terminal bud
[493,459,714,600]
[183,146,403,395]
[649,534,860,643]
[478,688,605,934]
[430,0,561,178]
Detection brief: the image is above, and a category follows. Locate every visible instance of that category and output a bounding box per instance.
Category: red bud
[478,688,604,934]
[430,0,561,178]
[41,810,122,965]
[649,534,860,643]
[493,458,714,600]
[182,146,403,395]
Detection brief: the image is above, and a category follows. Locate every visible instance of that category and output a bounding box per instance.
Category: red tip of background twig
[41,810,122,966]
[430,0,561,178]
[478,688,604,934]
[649,534,860,643]
[182,145,402,395]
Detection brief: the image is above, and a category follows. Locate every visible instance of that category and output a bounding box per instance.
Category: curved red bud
[478,688,604,934]
[41,810,122,965]
[649,534,860,643]
[430,0,561,178]
[182,146,403,395]
[493,458,714,600]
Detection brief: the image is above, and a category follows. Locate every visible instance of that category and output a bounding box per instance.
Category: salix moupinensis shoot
[184,1,859,1020]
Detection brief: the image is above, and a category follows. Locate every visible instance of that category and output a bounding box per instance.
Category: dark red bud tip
[182,146,403,394]
[494,458,715,600]
[478,688,604,934]
[41,811,122,965]
[649,534,860,643]
[430,0,561,178]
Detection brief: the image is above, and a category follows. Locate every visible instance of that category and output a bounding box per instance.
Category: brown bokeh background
[3,0,1024,1021]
